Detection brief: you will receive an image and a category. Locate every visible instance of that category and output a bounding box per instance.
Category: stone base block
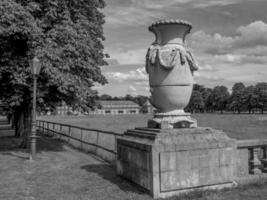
[116,127,237,198]
[147,111,197,129]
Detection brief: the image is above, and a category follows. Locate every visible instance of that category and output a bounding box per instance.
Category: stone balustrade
[237,139,267,178]
[37,120,122,164]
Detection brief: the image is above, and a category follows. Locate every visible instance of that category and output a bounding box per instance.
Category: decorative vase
[146,19,199,128]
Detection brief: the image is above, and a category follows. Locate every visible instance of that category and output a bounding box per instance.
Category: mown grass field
[1,136,267,200]
[39,113,267,140]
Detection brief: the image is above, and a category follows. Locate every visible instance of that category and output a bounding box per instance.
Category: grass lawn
[1,135,267,200]
[39,113,267,140]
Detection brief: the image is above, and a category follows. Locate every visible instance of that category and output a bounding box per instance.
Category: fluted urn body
[146,20,198,128]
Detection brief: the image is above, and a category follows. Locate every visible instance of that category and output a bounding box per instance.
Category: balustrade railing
[36,120,122,163]
[37,120,267,177]
[237,139,267,176]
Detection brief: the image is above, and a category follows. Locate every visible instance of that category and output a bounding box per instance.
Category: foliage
[186,90,204,113]
[0,0,108,143]
[187,82,267,114]
[243,85,257,114]
[229,82,245,113]
[255,82,267,113]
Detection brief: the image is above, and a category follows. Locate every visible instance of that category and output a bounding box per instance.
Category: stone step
[135,127,161,133]
[0,124,12,130]
[0,121,9,125]
[125,132,155,140]
[129,129,157,136]
[125,130,157,139]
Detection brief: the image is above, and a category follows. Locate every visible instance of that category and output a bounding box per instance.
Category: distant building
[56,101,72,115]
[91,100,140,115]
[143,99,155,113]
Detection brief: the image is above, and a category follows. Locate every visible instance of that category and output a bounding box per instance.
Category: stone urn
[146,19,199,128]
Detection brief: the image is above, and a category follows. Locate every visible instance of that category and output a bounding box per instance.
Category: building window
[105,110,111,114]
[130,110,136,114]
[118,110,124,114]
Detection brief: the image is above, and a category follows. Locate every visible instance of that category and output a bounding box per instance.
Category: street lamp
[30,56,41,160]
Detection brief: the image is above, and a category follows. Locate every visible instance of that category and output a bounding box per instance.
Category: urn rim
[149,19,192,32]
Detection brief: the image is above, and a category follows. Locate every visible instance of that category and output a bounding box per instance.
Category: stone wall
[117,127,267,198]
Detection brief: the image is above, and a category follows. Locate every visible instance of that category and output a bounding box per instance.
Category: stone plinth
[116,127,237,198]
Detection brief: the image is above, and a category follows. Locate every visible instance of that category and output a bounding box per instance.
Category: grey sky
[96,0,267,96]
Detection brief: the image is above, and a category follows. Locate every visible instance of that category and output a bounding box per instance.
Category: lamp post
[30,56,41,160]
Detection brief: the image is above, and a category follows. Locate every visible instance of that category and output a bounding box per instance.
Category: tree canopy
[229,82,245,114]
[0,0,108,142]
[185,83,267,114]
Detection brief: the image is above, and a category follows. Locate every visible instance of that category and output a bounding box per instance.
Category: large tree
[229,82,245,114]
[243,85,257,114]
[191,84,212,113]
[255,82,267,114]
[0,0,108,146]
[186,90,204,113]
[211,86,230,113]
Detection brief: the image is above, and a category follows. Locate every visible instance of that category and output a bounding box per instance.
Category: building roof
[98,100,140,108]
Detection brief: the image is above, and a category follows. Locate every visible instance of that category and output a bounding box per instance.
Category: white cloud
[104,1,164,27]
[107,48,146,65]
[234,21,267,48]
[194,71,201,77]
[191,20,267,65]
[190,0,242,8]
[131,0,181,9]
[104,0,242,28]
[127,85,138,96]
[190,30,233,55]
[106,67,148,82]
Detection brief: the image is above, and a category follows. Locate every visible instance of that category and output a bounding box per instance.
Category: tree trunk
[10,114,15,128]
[20,108,32,149]
[15,111,24,138]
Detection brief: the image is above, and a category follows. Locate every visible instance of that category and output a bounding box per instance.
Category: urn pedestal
[117,128,237,198]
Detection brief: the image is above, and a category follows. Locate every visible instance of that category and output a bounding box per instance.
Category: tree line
[97,82,267,114]
[185,82,267,114]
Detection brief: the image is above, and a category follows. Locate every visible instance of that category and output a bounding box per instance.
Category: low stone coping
[237,139,267,148]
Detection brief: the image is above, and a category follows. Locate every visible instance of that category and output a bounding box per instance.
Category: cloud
[104,0,242,28]
[190,20,267,65]
[106,67,148,82]
[127,85,138,96]
[234,21,267,48]
[190,31,233,55]
[188,0,242,8]
[104,1,163,27]
[106,59,120,66]
[198,64,216,72]
[107,48,146,65]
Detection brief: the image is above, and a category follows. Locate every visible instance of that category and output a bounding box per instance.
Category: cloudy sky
[95,0,267,96]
